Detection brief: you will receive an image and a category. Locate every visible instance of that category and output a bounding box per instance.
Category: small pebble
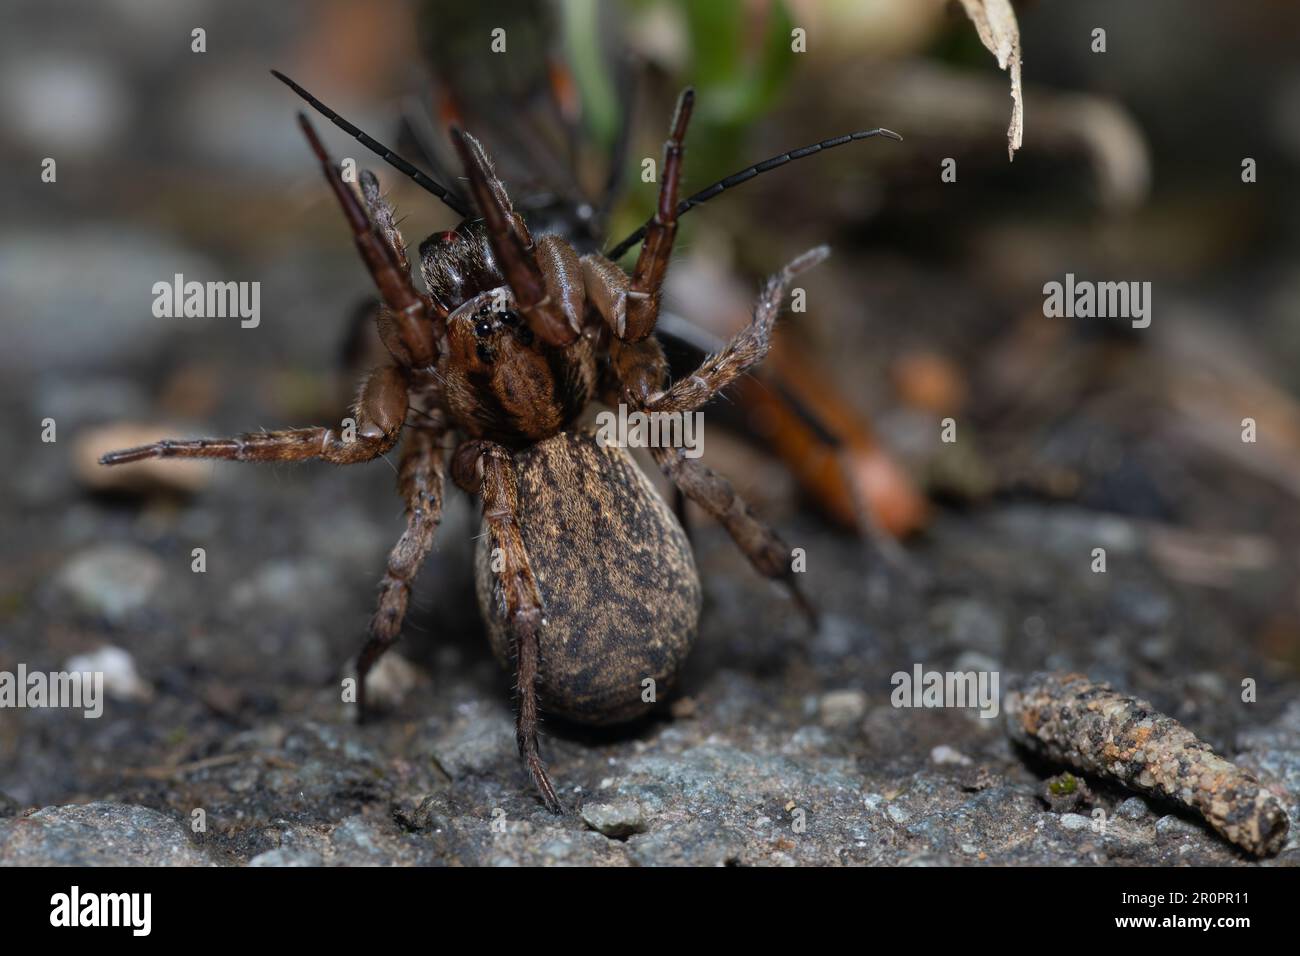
[357,651,425,712]
[1155,814,1204,843]
[580,799,646,838]
[669,695,697,719]
[931,598,1004,654]
[64,646,152,702]
[248,848,324,867]
[1116,796,1152,821]
[57,545,163,621]
[930,744,973,766]
[819,689,868,726]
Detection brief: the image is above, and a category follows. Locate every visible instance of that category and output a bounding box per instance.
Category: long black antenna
[271,70,472,219]
[605,127,902,261]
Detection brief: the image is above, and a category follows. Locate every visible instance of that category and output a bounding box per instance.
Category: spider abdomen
[474,430,701,724]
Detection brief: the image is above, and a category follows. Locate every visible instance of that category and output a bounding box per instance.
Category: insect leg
[100,366,409,466]
[355,422,446,720]
[452,440,563,814]
[271,70,471,218]
[623,88,695,342]
[605,127,900,261]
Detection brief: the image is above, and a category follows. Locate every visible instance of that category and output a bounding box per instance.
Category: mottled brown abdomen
[475,430,701,724]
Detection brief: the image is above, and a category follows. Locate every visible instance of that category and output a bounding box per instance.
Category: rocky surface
[0,803,217,866]
[3,443,1298,865]
[3,222,1298,865]
[2,0,1299,868]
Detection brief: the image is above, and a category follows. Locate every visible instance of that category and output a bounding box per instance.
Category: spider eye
[497,309,520,326]
[474,318,492,337]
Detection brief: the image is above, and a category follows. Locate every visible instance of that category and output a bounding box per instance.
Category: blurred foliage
[569,0,802,250]
[559,0,622,149]
[661,0,796,130]
[565,0,798,129]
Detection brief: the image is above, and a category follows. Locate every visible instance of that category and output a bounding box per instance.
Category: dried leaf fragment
[957,0,1024,159]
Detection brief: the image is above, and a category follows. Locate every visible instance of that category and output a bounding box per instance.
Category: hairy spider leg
[100,365,410,466]
[452,439,563,813]
[356,423,447,719]
[450,128,581,348]
[298,113,444,368]
[623,87,695,342]
[613,248,831,627]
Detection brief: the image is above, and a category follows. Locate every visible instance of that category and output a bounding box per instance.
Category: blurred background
[2,0,1300,864]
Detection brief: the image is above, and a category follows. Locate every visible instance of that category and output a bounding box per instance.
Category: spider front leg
[450,129,581,347]
[624,87,694,341]
[355,419,446,720]
[100,365,410,466]
[452,440,562,813]
[614,248,831,626]
[610,246,828,412]
[298,114,442,367]
[576,88,694,343]
[646,246,829,412]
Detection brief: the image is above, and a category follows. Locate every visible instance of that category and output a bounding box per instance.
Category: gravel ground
[2,0,1298,870]
[2,394,1298,865]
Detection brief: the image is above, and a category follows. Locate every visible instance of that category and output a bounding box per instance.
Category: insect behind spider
[101,75,899,812]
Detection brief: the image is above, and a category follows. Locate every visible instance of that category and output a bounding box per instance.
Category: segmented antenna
[271,70,472,219]
[605,127,902,260]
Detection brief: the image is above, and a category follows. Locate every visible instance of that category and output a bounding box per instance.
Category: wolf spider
[103,77,898,812]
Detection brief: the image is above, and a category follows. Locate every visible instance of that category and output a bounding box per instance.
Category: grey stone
[1117,796,1154,821]
[932,599,1006,655]
[229,558,339,616]
[0,229,216,370]
[818,689,868,726]
[64,645,152,702]
[580,798,647,838]
[1155,814,1205,844]
[56,545,163,621]
[248,847,324,867]
[886,804,912,824]
[423,707,516,778]
[0,803,217,866]
[930,744,973,766]
[328,816,386,863]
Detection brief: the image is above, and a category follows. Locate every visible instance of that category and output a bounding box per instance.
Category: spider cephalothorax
[103,73,897,812]
[440,275,599,446]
